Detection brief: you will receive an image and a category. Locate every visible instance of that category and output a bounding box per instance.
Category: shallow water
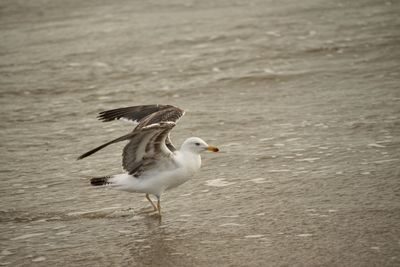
[1,0,400,266]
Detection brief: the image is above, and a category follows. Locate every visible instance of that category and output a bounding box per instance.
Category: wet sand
[1,0,400,266]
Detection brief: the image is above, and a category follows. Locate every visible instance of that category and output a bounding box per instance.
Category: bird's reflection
[121,215,192,266]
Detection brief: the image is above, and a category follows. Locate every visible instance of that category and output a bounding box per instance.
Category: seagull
[77,104,219,216]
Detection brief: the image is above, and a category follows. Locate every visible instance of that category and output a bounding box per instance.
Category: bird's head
[181,137,219,154]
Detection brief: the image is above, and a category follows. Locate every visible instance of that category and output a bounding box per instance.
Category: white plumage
[78,105,219,216]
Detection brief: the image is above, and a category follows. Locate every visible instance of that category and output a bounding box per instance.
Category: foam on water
[32,257,46,262]
[219,223,242,227]
[249,178,267,184]
[11,233,44,241]
[297,234,313,237]
[205,179,235,187]
[244,235,264,238]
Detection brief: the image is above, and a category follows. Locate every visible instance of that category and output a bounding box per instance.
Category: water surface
[1,0,399,266]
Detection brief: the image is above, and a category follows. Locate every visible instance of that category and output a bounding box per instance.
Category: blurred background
[1,0,399,266]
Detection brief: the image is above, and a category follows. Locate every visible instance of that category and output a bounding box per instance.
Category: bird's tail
[90,174,135,192]
[90,176,111,186]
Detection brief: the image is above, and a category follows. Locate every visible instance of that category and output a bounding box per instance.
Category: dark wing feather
[98,105,175,123]
[135,105,184,151]
[77,133,132,160]
[122,122,177,176]
[78,104,184,162]
[135,105,185,129]
[99,104,185,151]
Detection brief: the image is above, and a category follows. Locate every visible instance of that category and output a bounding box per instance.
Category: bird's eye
[195,142,200,146]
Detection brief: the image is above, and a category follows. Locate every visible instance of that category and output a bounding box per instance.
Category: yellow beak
[207,145,219,152]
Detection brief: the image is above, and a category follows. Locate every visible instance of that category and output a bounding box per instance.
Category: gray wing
[122,122,178,176]
[98,104,185,152]
[77,104,184,160]
[97,104,183,125]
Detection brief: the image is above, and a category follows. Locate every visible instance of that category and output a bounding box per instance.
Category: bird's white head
[181,137,219,154]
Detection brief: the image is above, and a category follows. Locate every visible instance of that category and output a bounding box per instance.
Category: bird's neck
[179,150,201,173]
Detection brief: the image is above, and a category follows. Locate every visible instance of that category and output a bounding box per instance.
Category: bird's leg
[146,193,158,211]
[156,196,161,216]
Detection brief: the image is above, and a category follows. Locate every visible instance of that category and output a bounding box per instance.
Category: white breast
[113,150,202,195]
[161,150,201,190]
[175,150,201,174]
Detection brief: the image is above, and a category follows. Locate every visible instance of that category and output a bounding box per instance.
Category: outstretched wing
[97,104,184,126]
[77,133,133,160]
[77,104,185,160]
[98,104,185,151]
[122,122,178,176]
